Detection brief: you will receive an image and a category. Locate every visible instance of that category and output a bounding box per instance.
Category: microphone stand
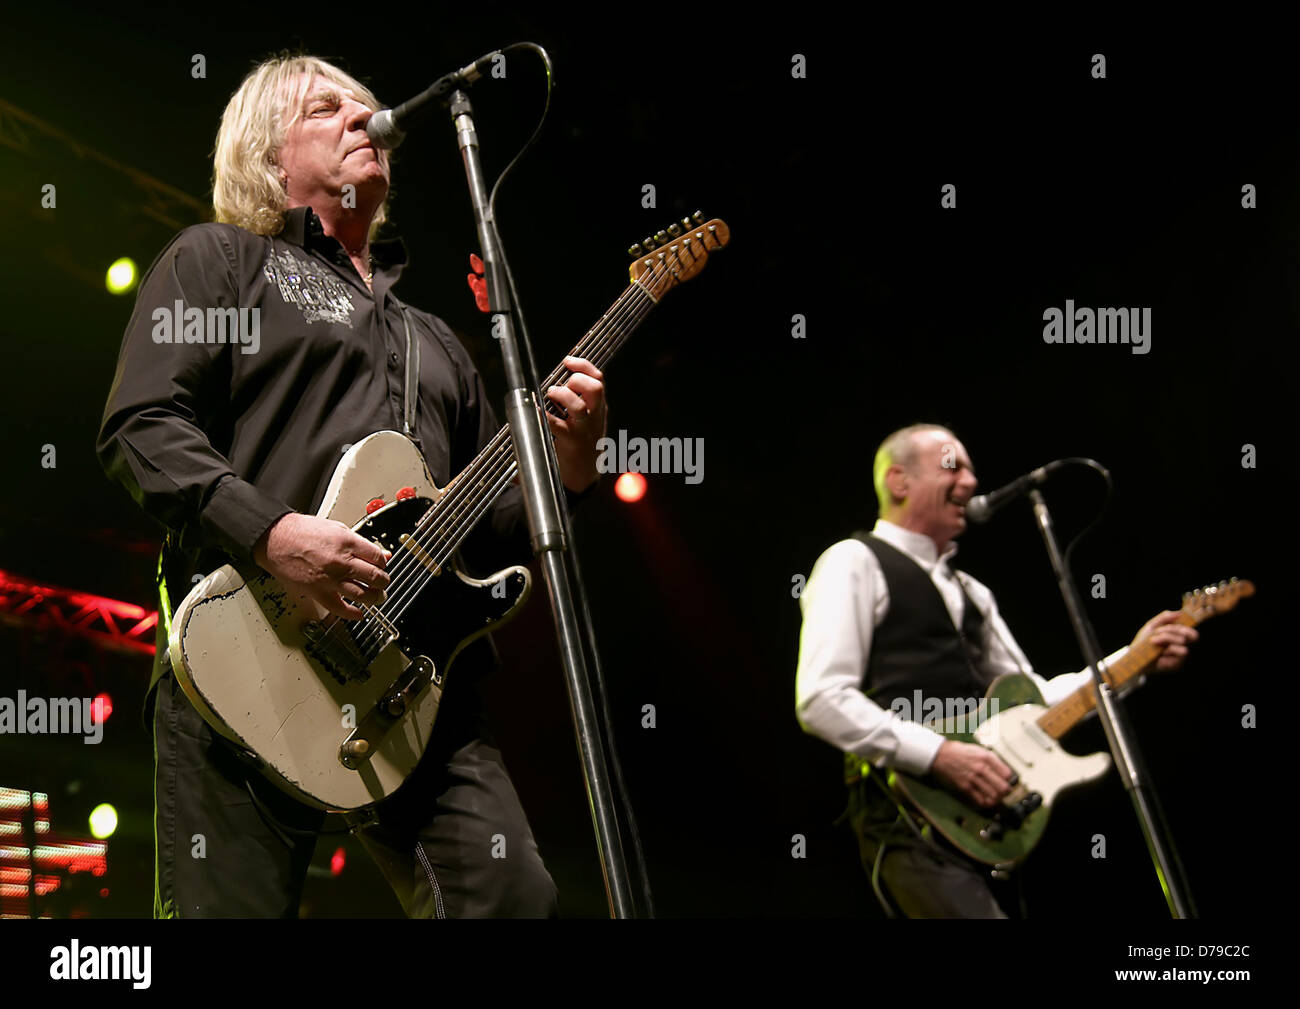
[443,88,635,917]
[1026,488,1195,917]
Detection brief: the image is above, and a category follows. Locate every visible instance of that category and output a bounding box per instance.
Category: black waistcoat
[852,532,990,711]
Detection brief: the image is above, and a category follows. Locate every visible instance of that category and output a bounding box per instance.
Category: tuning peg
[692,210,704,223]
[681,217,692,230]
[667,223,682,237]
[1219,579,1228,589]
[654,230,669,244]
[628,243,644,257]
[642,236,656,250]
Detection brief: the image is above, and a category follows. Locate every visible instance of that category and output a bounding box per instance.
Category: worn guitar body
[889,674,1110,866]
[168,431,530,812]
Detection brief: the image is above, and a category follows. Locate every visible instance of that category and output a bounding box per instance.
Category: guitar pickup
[303,612,399,686]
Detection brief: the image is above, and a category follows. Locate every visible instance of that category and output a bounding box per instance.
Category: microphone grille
[965,496,992,524]
[366,110,404,150]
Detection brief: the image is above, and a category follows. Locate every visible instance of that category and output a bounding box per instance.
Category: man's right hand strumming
[930,740,1015,809]
[253,513,390,619]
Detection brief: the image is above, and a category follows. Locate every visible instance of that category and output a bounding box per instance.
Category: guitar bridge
[338,655,441,770]
[302,614,398,686]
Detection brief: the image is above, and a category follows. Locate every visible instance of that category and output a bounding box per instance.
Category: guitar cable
[859,769,983,918]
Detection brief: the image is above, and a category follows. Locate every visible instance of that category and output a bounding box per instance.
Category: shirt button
[389,351,400,367]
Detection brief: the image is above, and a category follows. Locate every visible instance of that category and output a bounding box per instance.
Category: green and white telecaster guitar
[862,578,1254,866]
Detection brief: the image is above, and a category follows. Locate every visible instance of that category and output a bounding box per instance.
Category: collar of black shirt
[280,205,408,282]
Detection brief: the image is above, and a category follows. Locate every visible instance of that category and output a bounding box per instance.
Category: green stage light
[106,258,137,294]
[89,803,118,839]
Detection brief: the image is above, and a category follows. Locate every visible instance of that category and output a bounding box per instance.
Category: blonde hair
[212,54,390,237]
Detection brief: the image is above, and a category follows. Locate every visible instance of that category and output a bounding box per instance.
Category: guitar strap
[398,305,421,448]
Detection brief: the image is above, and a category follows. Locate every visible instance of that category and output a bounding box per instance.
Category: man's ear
[884,464,908,504]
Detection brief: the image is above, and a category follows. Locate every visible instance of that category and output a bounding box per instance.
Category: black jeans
[847,777,1022,919]
[150,671,558,918]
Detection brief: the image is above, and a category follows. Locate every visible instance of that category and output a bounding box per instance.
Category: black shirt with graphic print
[97,206,532,698]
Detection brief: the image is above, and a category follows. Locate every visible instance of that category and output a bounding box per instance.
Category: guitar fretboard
[1036,612,1196,739]
[388,221,728,597]
[423,280,660,566]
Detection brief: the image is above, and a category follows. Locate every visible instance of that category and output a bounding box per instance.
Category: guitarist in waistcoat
[96,55,607,918]
[794,424,1198,918]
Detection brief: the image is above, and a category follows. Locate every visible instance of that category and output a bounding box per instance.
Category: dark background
[0,8,1282,921]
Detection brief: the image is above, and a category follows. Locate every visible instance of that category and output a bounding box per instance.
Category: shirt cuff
[891,722,947,776]
[199,476,293,564]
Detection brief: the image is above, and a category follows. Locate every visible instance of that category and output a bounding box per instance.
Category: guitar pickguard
[890,674,1111,866]
[170,432,532,811]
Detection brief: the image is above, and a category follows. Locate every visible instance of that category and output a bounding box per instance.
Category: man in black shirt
[97,55,606,918]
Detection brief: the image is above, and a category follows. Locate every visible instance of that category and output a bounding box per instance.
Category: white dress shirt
[794,519,1125,775]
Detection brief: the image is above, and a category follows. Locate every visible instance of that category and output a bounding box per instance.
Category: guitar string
[342,231,712,647]
[344,288,649,650]
[315,241,695,659]
[359,279,656,615]
[372,234,706,599]
[354,277,663,641]
[335,240,698,645]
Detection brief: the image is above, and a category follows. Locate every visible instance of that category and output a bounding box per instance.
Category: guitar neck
[398,216,729,575]
[1034,616,1190,739]
[454,277,660,532]
[1031,575,1263,739]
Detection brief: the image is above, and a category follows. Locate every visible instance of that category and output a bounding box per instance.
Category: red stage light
[92,693,112,723]
[614,472,647,503]
[330,847,345,877]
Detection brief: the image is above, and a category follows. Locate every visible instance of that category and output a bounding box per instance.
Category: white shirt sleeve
[1045,647,1131,705]
[795,540,947,775]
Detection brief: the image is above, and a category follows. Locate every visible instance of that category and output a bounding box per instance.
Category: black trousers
[150,670,558,918]
[847,777,1023,919]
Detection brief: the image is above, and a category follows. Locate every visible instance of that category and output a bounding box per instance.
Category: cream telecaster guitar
[858,578,1254,865]
[169,215,730,811]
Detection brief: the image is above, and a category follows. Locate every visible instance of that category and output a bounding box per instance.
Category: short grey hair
[872,423,956,512]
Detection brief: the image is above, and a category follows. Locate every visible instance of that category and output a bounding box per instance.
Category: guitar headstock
[628,211,730,297]
[1180,578,1255,622]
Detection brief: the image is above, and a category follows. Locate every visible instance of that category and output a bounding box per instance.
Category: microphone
[366,50,503,149]
[965,460,1068,524]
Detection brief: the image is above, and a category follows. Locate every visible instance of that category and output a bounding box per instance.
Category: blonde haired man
[98,55,606,918]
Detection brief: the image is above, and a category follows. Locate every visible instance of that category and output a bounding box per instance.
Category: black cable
[1059,456,1113,670]
[1060,457,1113,595]
[243,778,351,840]
[870,836,897,919]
